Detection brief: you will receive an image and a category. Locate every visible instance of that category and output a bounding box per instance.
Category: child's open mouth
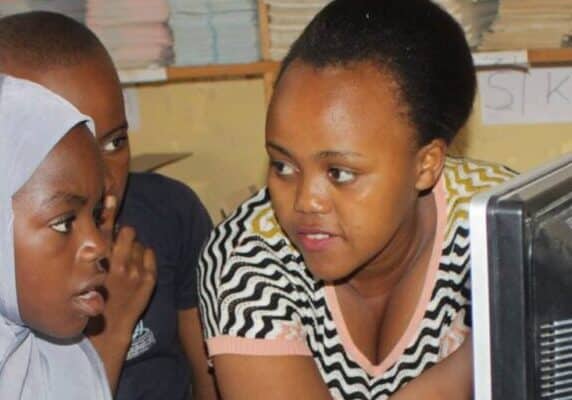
[73,287,105,317]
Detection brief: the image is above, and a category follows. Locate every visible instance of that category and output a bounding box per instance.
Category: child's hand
[103,225,157,335]
[86,220,157,393]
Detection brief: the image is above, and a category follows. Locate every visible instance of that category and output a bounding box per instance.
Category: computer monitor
[471,153,572,400]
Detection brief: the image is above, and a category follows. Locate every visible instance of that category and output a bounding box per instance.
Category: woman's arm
[213,354,332,400]
[390,335,473,400]
[177,308,331,400]
[178,308,220,400]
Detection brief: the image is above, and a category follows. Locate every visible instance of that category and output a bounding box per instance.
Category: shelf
[473,48,572,68]
[119,61,280,85]
[167,60,279,81]
[528,48,572,65]
[118,49,572,85]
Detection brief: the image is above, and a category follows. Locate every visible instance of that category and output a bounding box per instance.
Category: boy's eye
[50,216,75,234]
[101,134,128,153]
[328,168,356,183]
[271,160,296,176]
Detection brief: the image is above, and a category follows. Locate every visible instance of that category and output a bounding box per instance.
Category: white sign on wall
[478,67,572,125]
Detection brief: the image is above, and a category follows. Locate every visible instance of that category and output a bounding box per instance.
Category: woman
[199,0,516,398]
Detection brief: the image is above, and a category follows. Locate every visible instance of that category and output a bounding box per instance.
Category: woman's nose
[294,176,330,214]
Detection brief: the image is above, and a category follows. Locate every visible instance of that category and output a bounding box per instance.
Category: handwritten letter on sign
[478,67,572,125]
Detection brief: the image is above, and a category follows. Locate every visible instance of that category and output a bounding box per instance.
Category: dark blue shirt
[115,172,213,400]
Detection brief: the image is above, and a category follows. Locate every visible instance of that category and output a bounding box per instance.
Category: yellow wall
[129,78,572,222]
[450,93,572,172]
[129,78,268,222]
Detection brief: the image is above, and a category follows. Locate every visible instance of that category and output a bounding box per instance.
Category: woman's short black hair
[277,0,476,145]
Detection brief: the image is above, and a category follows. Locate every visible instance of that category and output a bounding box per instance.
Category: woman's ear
[414,139,447,192]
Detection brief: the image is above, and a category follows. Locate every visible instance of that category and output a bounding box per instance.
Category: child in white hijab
[0,74,112,399]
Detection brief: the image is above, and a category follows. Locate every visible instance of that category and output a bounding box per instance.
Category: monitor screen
[471,153,572,400]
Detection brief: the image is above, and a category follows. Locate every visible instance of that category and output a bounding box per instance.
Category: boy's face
[266,61,428,282]
[13,126,109,339]
[2,52,130,206]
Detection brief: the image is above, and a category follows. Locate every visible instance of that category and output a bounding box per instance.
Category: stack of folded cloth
[0,0,86,22]
[433,0,499,49]
[265,0,499,59]
[479,0,572,50]
[86,0,173,69]
[0,1,30,18]
[265,0,328,61]
[168,0,260,66]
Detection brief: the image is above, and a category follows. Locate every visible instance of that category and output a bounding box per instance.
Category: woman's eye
[50,216,75,234]
[329,168,356,183]
[102,135,128,153]
[271,161,296,176]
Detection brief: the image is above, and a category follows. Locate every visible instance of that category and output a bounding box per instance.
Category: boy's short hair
[0,11,107,69]
[277,0,476,145]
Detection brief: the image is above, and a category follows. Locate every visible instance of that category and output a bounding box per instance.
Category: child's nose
[78,222,110,268]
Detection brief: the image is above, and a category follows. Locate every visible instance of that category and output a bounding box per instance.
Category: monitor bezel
[471,153,572,400]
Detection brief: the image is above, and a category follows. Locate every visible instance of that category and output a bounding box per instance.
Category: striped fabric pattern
[199,156,516,399]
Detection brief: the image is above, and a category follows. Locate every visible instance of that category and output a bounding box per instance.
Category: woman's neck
[342,191,437,300]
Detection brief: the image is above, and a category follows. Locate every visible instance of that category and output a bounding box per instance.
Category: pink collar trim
[323,175,447,377]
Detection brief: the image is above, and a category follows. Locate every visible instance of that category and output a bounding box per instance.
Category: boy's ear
[414,139,447,192]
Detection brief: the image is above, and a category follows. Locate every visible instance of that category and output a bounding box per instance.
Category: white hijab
[0,75,112,400]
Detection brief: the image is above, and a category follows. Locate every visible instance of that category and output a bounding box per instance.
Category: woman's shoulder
[439,156,518,245]
[444,156,517,189]
[442,156,517,207]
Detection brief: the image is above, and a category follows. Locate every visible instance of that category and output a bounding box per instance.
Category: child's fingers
[100,194,117,238]
[110,226,136,271]
[142,248,157,282]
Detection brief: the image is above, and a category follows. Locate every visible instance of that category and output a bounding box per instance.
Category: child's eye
[50,216,76,234]
[271,160,296,177]
[328,168,356,184]
[102,134,128,153]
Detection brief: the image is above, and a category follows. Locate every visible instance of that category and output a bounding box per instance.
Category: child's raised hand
[86,219,157,392]
[104,226,157,333]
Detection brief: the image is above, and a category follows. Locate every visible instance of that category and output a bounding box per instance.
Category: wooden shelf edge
[473,48,572,68]
[119,48,572,85]
[528,48,572,65]
[166,61,280,81]
[119,61,281,85]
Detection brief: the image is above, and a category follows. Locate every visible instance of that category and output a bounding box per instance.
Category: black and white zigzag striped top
[199,157,516,399]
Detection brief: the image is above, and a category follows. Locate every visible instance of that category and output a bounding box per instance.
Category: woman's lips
[296,231,337,252]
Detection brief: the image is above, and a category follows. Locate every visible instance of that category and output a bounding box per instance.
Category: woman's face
[266,61,431,282]
[13,125,109,339]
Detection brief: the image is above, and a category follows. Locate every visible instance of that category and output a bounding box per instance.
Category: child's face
[12,125,108,339]
[266,61,426,282]
[3,53,130,206]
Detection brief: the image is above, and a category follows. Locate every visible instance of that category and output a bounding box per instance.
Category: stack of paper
[0,0,86,22]
[168,0,260,66]
[434,0,499,48]
[265,0,328,60]
[480,0,572,50]
[85,0,173,69]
